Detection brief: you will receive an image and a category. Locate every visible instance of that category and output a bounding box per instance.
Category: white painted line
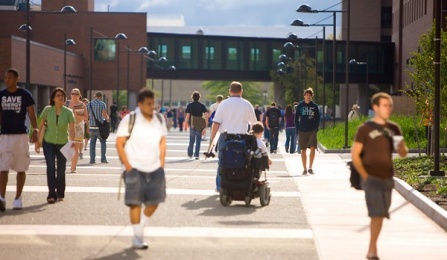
[29,155,285,162]
[6,186,301,197]
[0,225,313,239]
[26,165,289,174]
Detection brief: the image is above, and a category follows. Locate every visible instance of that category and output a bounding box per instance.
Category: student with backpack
[265,102,281,154]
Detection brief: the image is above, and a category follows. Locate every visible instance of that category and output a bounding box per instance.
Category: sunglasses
[71,93,79,95]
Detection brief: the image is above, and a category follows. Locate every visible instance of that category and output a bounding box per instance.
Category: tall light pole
[147,50,157,90]
[18,0,32,90]
[115,33,128,110]
[168,65,177,106]
[343,0,351,149]
[63,35,76,92]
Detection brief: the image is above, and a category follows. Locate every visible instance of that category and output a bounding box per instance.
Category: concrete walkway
[282,152,447,260]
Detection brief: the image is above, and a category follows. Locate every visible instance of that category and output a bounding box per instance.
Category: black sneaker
[308,169,314,174]
[101,160,109,164]
[0,197,5,212]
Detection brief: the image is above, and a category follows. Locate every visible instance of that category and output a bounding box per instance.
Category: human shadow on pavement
[181,195,258,217]
[165,159,200,164]
[0,202,47,217]
[355,200,410,232]
[93,247,141,260]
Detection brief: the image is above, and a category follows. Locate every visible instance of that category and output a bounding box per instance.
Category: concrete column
[128,91,138,111]
[273,81,285,106]
[339,83,358,120]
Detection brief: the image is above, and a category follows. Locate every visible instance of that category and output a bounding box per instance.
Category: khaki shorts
[298,130,317,149]
[0,134,31,172]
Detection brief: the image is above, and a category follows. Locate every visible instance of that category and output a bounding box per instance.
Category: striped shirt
[87,99,107,127]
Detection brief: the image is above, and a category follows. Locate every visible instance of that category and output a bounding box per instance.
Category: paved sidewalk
[282,152,447,260]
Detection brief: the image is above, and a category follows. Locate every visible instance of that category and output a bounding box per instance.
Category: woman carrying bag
[35,88,75,204]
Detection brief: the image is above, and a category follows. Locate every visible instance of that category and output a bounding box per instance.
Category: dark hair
[303,87,314,96]
[371,92,392,107]
[285,105,293,117]
[137,88,154,103]
[50,87,66,106]
[5,68,19,78]
[95,91,103,98]
[192,91,200,101]
[251,122,264,134]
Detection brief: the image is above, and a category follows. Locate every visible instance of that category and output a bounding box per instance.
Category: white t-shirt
[209,102,220,114]
[256,138,268,154]
[116,110,167,173]
[212,96,257,134]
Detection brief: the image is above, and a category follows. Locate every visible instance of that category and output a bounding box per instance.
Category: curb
[393,177,447,232]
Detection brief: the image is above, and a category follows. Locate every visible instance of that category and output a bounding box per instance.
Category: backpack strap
[127,111,137,139]
[154,111,163,125]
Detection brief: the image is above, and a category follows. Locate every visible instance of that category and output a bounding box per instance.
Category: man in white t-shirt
[116,89,167,250]
[210,81,257,191]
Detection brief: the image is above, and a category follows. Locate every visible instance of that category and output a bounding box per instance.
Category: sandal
[367,256,380,260]
[70,168,76,173]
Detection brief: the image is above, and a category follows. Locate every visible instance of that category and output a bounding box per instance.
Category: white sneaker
[0,197,5,212]
[132,236,148,250]
[12,197,22,210]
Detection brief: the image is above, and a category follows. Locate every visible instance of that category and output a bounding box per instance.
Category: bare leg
[15,172,26,199]
[0,171,9,198]
[79,142,83,153]
[300,150,307,170]
[144,204,158,217]
[309,147,316,169]
[367,217,384,258]
[71,143,80,172]
[84,138,88,150]
[130,205,142,224]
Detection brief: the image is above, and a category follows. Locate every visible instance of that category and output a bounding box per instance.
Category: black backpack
[268,108,280,128]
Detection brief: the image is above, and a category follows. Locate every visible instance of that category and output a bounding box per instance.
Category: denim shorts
[124,167,166,206]
[361,175,394,219]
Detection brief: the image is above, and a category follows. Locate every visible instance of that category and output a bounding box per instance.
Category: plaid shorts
[124,167,166,206]
[361,175,394,219]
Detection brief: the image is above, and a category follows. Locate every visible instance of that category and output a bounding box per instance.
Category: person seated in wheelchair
[251,122,272,178]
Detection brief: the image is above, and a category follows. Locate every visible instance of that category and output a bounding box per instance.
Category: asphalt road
[0,130,318,260]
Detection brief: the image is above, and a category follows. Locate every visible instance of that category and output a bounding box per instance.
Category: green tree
[201,81,265,105]
[404,21,447,122]
[112,91,128,110]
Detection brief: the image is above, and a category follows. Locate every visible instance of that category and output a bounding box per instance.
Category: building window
[205,47,215,60]
[228,47,237,61]
[381,7,392,29]
[251,48,260,62]
[182,46,191,59]
[158,45,168,57]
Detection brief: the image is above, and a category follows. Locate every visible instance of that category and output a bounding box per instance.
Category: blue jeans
[285,127,296,153]
[188,128,202,158]
[89,129,107,163]
[42,140,66,200]
[269,127,279,152]
[216,135,226,191]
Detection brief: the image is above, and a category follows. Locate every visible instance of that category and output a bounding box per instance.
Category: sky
[33,0,342,38]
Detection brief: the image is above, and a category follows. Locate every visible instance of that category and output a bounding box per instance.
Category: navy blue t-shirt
[0,87,35,134]
[295,100,320,132]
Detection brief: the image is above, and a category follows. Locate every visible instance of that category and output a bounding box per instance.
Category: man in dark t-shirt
[110,102,118,132]
[351,92,408,260]
[265,102,281,153]
[0,68,38,211]
[185,91,208,159]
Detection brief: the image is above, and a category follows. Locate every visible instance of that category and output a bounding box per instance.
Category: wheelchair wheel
[259,184,271,206]
[220,189,231,206]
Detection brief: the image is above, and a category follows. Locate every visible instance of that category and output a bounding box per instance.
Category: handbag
[191,116,206,129]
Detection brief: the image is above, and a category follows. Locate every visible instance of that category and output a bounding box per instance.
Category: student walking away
[68,88,88,172]
[265,102,281,153]
[208,95,223,134]
[110,101,118,132]
[348,104,360,121]
[351,92,408,260]
[87,91,109,164]
[177,106,185,132]
[0,68,39,211]
[81,98,90,151]
[254,104,262,121]
[35,88,75,204]
[116,88,167,250]
[295,88,320,175]
[210,81,257,191]
[284,105,296,154]
[185,91,208,159]
[166,107,173,131]
[262,106,270,148]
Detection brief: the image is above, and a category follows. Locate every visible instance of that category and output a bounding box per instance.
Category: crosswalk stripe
[28,155,285,162]
[0,225,313,239]
[6,186,301,197]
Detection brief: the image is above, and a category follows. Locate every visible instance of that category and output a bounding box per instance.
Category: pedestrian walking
[68,88,88,172]
[207,95,223,138]
[284,104,296,154]
[35,87,75,203]
[119,106,130,120]
[177,106,185,132]
[109,101,118,132]
[116,88,167,249]
[348,104,360,121]
[265,102,281,153]
[81,98,90,151]
[185,91,208,159]
[0,68,39,211]
[210,81,257,191]
[295,88,320,175]
[351,92,408,260]
[87,91,109,164]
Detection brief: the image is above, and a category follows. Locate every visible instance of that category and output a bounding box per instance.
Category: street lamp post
[115,33,128,110]
[263,91,268,106]
[63,34,76,92]
[147,50,157,90]
[349,59,368,116]
[168,65,177,106]
[18,0,32,90]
